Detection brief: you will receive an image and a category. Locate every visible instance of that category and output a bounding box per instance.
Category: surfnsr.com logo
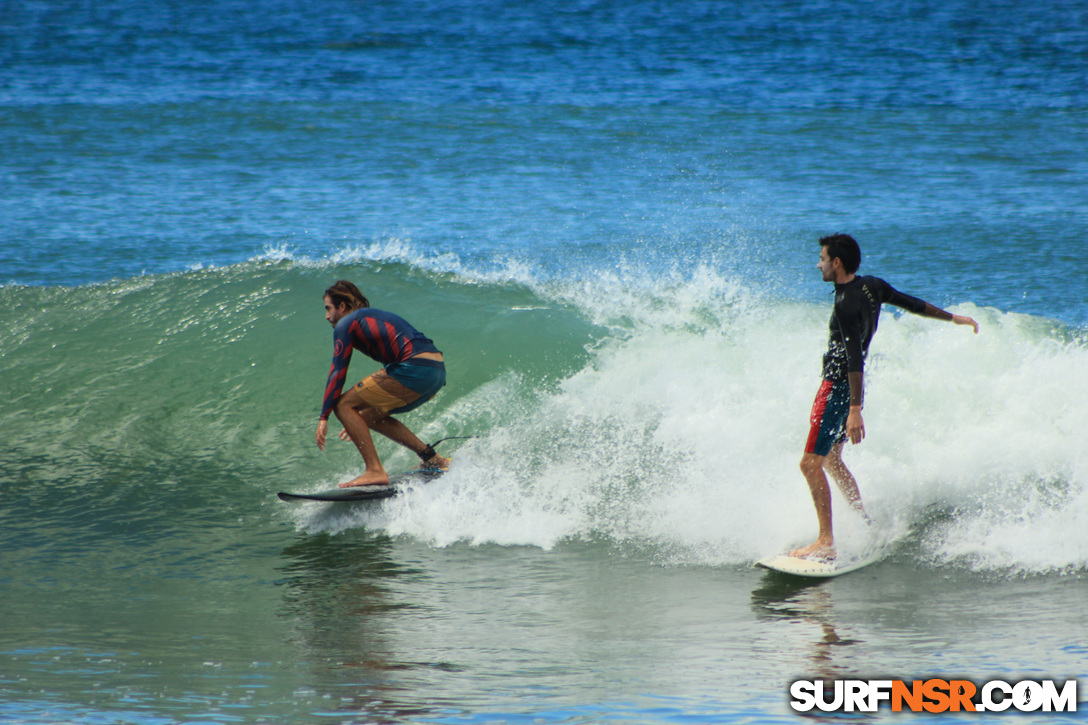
[790,679,1078,714]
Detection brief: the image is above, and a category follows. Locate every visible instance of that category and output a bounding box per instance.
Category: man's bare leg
[790,452,836,559]
[334,390,449,486]
[824,443,871,524]
[334,390,390,488]
[366,412,450,470]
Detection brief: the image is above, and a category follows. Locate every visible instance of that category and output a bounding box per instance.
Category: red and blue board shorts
[805,378,851,457]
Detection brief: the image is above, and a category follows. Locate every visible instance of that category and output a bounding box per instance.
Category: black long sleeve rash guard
[820,275,928,384]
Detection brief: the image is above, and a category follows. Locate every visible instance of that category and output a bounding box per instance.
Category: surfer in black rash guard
[790,234,979,560]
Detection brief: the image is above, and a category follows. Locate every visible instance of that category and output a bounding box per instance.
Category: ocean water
[2,0,1087,723]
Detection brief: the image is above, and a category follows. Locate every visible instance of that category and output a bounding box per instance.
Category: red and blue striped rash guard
[320,308,440,421]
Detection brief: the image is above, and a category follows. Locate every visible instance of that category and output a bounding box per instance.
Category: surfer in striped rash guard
[315,280,449,488]
[790,234,979,560]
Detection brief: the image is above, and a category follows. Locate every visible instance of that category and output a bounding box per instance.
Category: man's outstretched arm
[922,302,979,334]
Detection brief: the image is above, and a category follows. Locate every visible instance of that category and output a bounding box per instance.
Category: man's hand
[846,406,865,445]
[953,314,979,334]
[316,420,328,451]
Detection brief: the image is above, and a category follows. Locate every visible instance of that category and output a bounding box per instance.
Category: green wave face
[0,258,602,503]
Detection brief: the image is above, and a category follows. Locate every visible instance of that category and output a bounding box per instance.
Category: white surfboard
[755,550,882,578]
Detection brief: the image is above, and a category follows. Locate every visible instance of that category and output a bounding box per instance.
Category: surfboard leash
[419,436,478,460]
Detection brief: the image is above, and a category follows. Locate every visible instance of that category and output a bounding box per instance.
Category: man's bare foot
[338,471,390,488]
[418,454,450,472]
[788,540,836,561]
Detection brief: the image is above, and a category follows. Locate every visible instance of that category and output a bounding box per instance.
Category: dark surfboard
[277,468,446,502]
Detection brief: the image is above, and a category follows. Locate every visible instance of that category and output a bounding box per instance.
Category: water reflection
[750,575,861,678]
[276,531,465,722]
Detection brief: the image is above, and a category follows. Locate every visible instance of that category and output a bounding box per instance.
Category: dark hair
[324,280,370,312]
[819,233,861,275]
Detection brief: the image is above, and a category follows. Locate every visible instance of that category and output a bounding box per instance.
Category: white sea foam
[258,238,543,289]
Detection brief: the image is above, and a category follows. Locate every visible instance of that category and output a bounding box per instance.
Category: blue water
[5,0,1087,320]
[3,0,1088,723]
